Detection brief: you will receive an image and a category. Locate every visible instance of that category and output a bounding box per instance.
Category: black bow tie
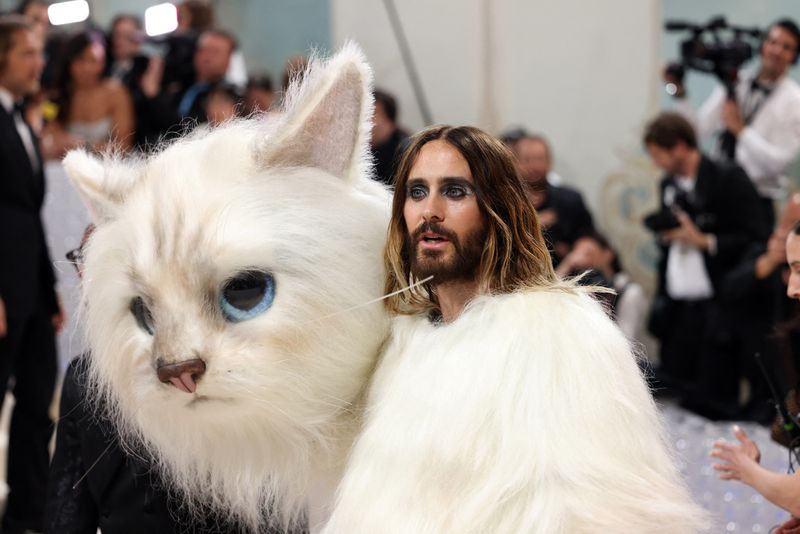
[751,79,774,95]
[12,101,25,115]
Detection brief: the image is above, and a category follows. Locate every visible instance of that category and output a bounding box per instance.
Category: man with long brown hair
[383,124,560,321]
[324,125,707,533]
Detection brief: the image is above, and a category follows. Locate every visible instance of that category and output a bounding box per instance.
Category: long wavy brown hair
[384,125,563,316]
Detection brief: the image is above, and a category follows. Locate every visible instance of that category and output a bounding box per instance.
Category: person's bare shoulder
[101,79,130,100]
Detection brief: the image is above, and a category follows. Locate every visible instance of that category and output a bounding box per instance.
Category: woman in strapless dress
[44,31,133,159]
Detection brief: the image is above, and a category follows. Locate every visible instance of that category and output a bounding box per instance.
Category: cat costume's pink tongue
[169,372,197,394]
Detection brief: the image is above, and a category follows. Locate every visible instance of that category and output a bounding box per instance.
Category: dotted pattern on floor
[663,401,794,532]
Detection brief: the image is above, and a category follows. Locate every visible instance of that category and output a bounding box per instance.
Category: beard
[406,222,487,284]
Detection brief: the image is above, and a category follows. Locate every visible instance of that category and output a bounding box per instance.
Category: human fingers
[733,425,753,445]
[712,440,738,453]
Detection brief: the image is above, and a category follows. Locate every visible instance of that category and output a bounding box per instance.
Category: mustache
[410,222,459,244]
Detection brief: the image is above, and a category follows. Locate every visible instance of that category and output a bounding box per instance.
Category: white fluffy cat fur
[324,290,709,533]
[63,43,389,531]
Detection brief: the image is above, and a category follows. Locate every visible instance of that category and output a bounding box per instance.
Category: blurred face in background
[514,137,550,185]
[177,4,191,32]
[760,25,799,81]
[194,32,232,83]
[646,142,689,176]
[512,137,551,207]
[111,17,141,61]
[371,99,394,146]
[567,237,603,271]
[206,90,237,125]
[568,236,615,274]
[0,28,44,99]
[70,41,105,88]
[245,86,274,113]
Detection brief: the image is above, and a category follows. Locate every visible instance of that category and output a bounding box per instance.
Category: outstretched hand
[710,425,761,485]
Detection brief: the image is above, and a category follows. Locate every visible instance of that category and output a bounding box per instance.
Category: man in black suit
[0,15,63,533]
[370,89,409,186]
[506,133,595,265]
[643,112,770,418]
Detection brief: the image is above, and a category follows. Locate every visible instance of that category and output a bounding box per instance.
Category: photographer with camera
[666,18,800,227]
[643,112,769,417]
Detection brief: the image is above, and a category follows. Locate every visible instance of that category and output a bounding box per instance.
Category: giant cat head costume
[64,43,389,531]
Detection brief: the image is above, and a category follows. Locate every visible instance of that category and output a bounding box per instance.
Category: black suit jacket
[0,103,57,318]
[539,184,595,264]
[654,155,770,298]
[44,357,254,534]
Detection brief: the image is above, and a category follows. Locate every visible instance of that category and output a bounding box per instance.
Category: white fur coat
[324,289,708,533]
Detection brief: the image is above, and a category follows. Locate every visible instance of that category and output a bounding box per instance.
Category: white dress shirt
[664,176,714,301]
[676,70,800,199]
[0,87,40,173]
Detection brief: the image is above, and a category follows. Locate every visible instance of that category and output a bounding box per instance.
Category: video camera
[665,16,762,97]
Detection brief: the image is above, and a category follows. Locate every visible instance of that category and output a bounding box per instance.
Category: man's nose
[157,358,206,394]
[421,197,443,222]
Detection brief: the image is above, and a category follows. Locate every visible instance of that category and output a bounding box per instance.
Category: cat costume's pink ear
[63,149,142,224]
[258,41,374,183]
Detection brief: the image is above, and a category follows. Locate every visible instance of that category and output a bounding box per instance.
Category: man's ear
[258,42,374,183]
[63,149,142,223]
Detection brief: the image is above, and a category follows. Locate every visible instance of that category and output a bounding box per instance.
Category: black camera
[643,187,696,233]
[665,16,761,96]
[643,210,680,233]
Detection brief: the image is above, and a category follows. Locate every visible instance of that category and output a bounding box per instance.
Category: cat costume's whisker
[52,259,75,275]
[72,441,114,490]
[302,276,433,325]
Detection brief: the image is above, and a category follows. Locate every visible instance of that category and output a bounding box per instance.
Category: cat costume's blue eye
[220,271,275,322]
[130,297,155,335]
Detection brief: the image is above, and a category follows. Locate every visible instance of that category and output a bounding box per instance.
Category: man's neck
[757,66,785,85]
[435,278,481,323]
[677,150,701,179]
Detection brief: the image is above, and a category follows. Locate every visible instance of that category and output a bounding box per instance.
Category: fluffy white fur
[63,43,389,531]
[324,289,708,533]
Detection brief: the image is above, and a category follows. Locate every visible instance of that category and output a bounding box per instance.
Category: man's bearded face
[406,221,486,283]
[401,140,488,285]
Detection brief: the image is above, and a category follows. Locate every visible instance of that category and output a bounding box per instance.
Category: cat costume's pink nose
[157,358,206,394]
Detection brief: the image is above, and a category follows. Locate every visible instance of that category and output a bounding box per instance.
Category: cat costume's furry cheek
[64,42,390,532]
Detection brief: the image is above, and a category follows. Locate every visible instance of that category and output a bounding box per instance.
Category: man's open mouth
[420,232,449,243]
